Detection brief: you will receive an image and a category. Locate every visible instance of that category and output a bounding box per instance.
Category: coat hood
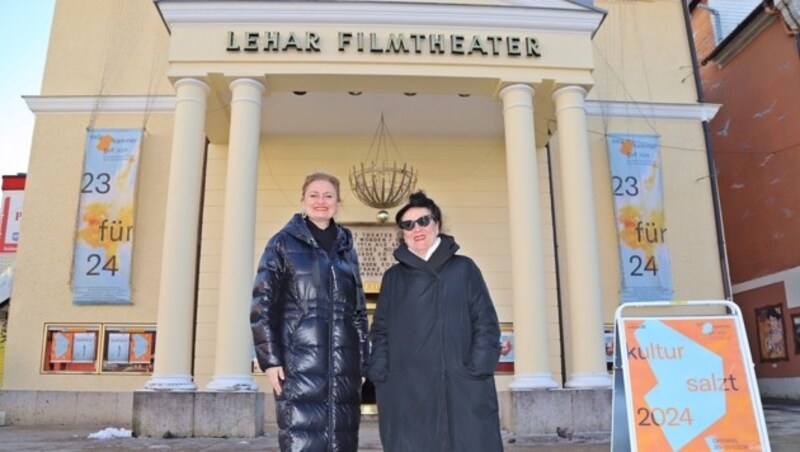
[283,213,354,253]
[394,234,460,273]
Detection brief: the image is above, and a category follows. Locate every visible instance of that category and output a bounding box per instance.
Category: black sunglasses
[399,215,434,231]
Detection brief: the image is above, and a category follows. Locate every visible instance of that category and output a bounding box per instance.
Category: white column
[552,86,611,388]
[500,84,559,390]
[145,78,210,391]
[206,78,265,391]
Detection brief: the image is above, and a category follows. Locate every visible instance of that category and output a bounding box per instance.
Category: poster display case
[42,323,156,374]
[496,322,514,374]
[42,324,100,373]
[101,325,156,373]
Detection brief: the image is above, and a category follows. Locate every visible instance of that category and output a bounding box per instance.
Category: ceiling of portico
[202,80,557,144]
[259,91,505,137]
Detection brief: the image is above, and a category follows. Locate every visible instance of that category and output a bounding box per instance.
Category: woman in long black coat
[368,191,503,452]
[251,172,369,452]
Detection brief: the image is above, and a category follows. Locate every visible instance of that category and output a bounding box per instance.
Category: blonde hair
[301,172,341,201]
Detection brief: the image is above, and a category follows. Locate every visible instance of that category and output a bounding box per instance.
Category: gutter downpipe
[682,0,733,300]
[545,141,568,386]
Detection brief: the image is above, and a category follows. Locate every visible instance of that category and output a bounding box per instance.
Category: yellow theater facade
[3,0,725,433]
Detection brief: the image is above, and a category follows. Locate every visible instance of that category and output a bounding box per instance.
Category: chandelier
[349,114,418,213]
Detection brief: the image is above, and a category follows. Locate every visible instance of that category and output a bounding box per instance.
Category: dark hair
[395,191,443,230]
[301,172,341,201]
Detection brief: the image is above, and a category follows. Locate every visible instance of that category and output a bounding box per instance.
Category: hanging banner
[607,134,672,303]
[71,128,142,304]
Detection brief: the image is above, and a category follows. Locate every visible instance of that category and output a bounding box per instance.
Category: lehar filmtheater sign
[226,31,542,57]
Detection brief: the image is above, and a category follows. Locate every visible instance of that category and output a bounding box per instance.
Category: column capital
[229,77,267,93]
[174,78,211,95]
[499,83,535,100]
[552,85,588,109]
[500,84,535,115]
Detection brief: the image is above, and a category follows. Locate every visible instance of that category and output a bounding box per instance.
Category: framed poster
[72,332,98,363]
[496,322,514,374]
[106,333,130,363]
[129,332,154,364]
[42,324,100,373]
[755,304,787,362]
[792,314,800,355]
[347,223,401,294]
[49,331,74,363]
[101,325,156,373]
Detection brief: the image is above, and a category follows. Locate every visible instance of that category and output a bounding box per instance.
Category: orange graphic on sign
[623,318,764,451]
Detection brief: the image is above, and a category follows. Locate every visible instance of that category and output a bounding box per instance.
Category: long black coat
[367,234,503,452]
[251,214,369,452]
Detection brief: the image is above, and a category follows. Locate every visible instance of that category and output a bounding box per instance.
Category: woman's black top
[306,217,338,256]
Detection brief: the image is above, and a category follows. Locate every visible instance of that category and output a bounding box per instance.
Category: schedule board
[612,301,770,451]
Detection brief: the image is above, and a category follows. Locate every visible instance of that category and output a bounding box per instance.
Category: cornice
[23,96,176,114]
[584,100,721,122]
[155,1,605,35]
[25,94,721,122]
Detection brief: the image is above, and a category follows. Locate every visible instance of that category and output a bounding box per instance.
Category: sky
[0,0,55,176]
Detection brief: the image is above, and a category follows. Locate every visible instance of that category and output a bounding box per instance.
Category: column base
[565,372,612,388]
[143,375,197,391]
[133,390,264,438]
[500,387,612,435]
[509,373,560,390]
[206,375,259,392]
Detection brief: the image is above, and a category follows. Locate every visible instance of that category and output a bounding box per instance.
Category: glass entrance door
[361,297,377,414]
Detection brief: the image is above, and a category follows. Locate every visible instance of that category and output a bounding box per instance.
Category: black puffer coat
[251,214,369,452]
[367,234,503,452]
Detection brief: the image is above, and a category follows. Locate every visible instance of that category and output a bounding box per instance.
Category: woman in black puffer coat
[251,172,368,452]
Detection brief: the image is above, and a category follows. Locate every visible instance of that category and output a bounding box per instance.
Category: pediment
[156,0,605,35]
[356,0,596,11]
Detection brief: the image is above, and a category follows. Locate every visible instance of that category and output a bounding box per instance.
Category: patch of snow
[88,427,133,440]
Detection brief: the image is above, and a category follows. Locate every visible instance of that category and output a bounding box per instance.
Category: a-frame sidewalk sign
[611,300,771,451]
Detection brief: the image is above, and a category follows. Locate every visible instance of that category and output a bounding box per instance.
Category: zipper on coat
[328,260,337,452]
[435,275,452,452]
